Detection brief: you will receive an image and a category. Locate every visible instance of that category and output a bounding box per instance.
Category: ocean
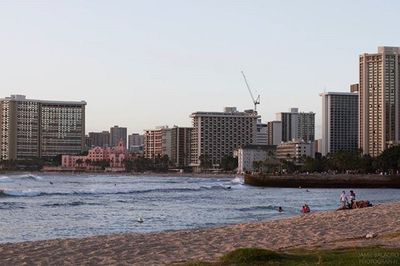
[1,173,400,243]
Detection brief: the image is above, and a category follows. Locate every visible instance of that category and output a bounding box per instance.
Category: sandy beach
[1,202,400,265]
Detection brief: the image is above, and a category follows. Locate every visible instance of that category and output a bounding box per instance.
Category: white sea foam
[231,176,244,184]
[16,174,43,180]
[0,176,9,181]
[1,189,41,197]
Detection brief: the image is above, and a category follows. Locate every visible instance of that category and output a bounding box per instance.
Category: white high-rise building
[321,91,358,156]
[190,107,259,170]
[0,95,86,160]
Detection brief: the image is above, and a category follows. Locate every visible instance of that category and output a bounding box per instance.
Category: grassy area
[182,247,400,266]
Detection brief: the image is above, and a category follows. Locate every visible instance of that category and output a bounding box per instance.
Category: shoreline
[1,202,400,265]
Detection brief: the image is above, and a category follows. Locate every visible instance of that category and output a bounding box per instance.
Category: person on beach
[349,190,356,208]
[301,204,310,213]
[340,191,348,208]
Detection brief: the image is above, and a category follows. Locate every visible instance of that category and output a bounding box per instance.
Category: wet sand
[1,202,400,265]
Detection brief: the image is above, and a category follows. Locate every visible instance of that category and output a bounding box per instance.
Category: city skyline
[1,1,400,136]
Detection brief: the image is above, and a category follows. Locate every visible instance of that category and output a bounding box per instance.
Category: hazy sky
[1,1,400,137]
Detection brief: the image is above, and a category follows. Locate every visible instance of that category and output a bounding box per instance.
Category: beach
[1,202,400,265]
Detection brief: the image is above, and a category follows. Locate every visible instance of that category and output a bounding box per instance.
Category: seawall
[244,173,400,188]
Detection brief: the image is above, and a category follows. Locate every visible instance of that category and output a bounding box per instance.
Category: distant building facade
[62,140,126,169]
[276,108,315,142]
[321,91,358,156]
[359,46,400,156]
[88,131,110,148]
[256,119,268,145]
[276,140,314,163]
[266,120,282,145]
[128,133,144,152]
[236,144,276,174]
[190,107,259,169]
[276,108,299,142]
[110,126,127,148]
[144,126,192,167]
[0,95,86,160]
[170,127,192,167]
[298,112,315,142]
[144,126,168,159]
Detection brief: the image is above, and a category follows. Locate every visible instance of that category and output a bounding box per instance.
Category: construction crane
[241,71,260,111]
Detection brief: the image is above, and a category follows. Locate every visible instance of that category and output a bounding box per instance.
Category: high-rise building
[88,131,110,148]
[266,121,282,145]
[276,108,299,142]
[359,46,400,156]
[256,119,268,145]
[170,126,192,167]
[110,125,127,148]
[298,112,315,142]
[128,133,144,152]
[320,91,358,156]
[276,108,315,142]
[190,107,259,169]
[144,126,192,167]
[144,126,164,159]
[0,95,86,160]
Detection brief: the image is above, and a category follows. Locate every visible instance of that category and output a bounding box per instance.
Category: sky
[1,0,400,137]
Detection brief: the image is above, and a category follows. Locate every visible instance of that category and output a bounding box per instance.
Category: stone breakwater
[245,173,400,188]
[1,202,400,265]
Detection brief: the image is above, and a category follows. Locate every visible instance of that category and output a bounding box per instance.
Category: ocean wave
[0,176,9,181]
[231,176,244,184]
[0,186,226,198]
[24,174,43,180]
[41,201,101,207]
[0,189,41,197]
[0,202,26,210]
[237,205,278,212]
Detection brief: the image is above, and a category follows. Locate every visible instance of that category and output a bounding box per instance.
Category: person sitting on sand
[301,204,310,213]
[340,191,348,208]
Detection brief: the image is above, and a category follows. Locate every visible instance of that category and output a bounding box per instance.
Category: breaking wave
[0,185,228,198]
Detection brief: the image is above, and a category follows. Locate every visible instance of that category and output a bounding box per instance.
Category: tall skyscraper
[320,91,358,156]
[359,46,400,156]
[110,125,127,148]
[190,107,259,170]
[276,108,315,142]
[0,95,86,160]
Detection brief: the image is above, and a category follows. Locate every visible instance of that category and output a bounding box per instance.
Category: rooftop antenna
[241,71,260,111]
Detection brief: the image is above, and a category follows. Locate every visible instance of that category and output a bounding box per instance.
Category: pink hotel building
[62,140,127,169]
